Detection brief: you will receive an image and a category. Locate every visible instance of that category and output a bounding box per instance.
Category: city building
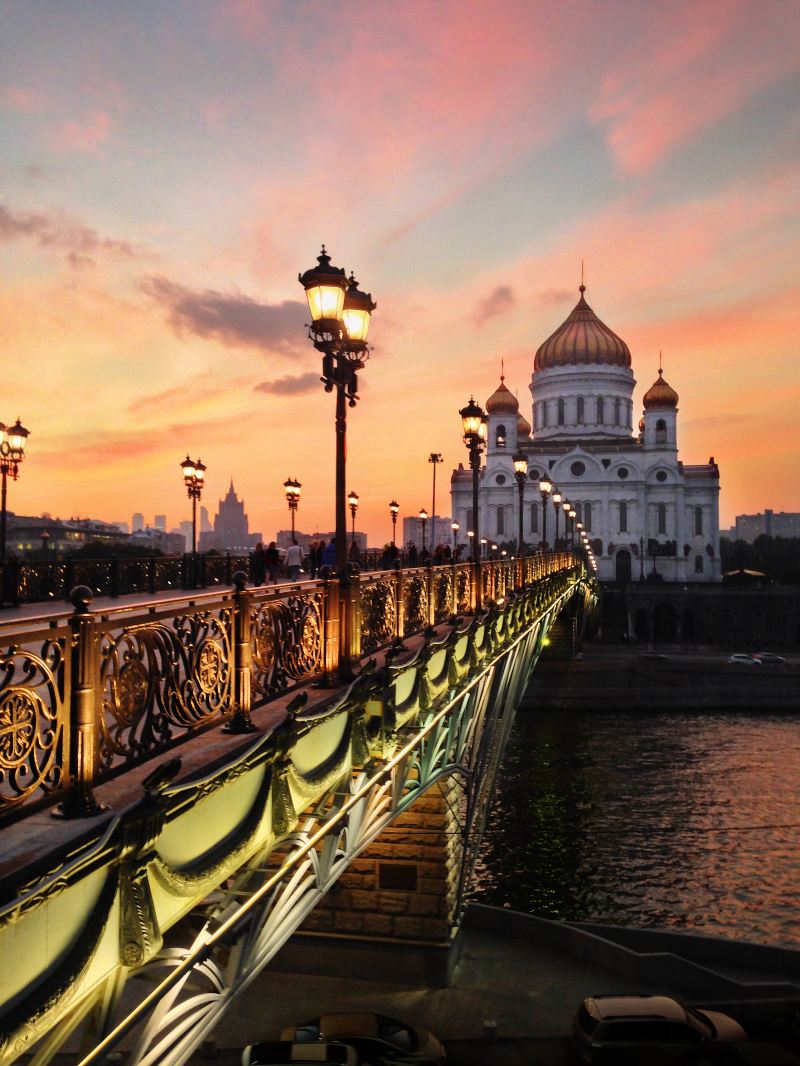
[200,505,211,533]
[198,479,261,552]
[111,521,130,534]
[450,284,721,583]
[154,515,167,532]
[5,514,130,557]
[132,512,144,532]
[732,509,800,543]
[275,529,367,552]
[179,520,194,550]
[130,527,185,555]
[402,515,453,552]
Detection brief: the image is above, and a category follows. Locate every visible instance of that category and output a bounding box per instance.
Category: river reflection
[470,711,800,947]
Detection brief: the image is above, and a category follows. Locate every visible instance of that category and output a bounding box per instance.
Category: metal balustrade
[0,554,576,824]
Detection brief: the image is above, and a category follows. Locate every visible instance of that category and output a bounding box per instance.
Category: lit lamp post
[512,454,527,559]
[568,508,576,549]
[0,418,29,567]
[538,475,552,552]
[299,247,375,580]
[348,490,359,549]
[389,500,399,547]
[419,508,428,553]
[459,397,486,561]
[481,537,488,560]
[552,488,562,548]
[283,477,302,538]
[428,452,442,550]
[180,454,206,557]
[451,520,459,553]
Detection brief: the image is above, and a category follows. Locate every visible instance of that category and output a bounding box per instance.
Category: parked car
[281,1013,445,1064]
[573,994,747,1063]
[242,1041,358,1066]
[753,652,786,665]
[728,654,762,666]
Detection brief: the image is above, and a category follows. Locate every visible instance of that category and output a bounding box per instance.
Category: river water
[471,710,800,948]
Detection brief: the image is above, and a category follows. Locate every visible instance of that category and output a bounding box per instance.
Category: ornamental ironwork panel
[402,572,428,636]
[116,559,150,596]
[433,568,453,623]
[98,607,232,773]
[0,626,68,817]
[455,564,471,613]
[360,576,397,654]
[204,555,229,585]
[153,557,183,591]
[16,562,67,603]
[250,590,323,702]
[72,559,113,596]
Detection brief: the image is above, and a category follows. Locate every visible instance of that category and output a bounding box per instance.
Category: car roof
[319,1014,380,1039]
[588,996,686,1021]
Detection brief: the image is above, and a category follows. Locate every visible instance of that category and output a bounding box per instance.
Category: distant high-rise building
[132,512,144,532]
[200,505,211,533]
[112,521,130,534]
[198,480,251,551]
[154,515,167,532]
[734,509,800,543]
[179,520,194,550]
[402,515,451,552]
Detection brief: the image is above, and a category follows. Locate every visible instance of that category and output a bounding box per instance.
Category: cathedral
[450,285,721,583]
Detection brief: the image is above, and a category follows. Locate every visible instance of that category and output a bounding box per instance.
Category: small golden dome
[517,412,531,437]
[486,377,519,416]
[535,285,631,370]
[643,368,679,409]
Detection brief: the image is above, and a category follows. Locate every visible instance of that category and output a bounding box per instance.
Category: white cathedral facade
[450,285,721,583]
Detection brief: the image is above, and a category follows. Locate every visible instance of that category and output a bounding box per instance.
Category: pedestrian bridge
[0,554,594,1065]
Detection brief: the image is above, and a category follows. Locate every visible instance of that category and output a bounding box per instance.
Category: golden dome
[486,377,519,415]
[643,368,679,409]
[535,286,631,371]
[517,411,531,437]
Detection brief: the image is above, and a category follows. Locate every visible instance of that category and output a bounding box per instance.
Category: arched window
[596,396,604,424]
[495,424,506,448]
[542,402,549,428]
[496,508,505,535]
[656,418,667,445]
[530,503,538,532]
[614,398,620,425]
[557,398,565,425]
[584,502,592,531]
[695,555,704,574]
[534,403,540,430]
[628,401,633,427]
[694,506,703,536]
[657,503,667,534]
[619,501,628,533]
[574,501,582,524]
[577,396,585,424]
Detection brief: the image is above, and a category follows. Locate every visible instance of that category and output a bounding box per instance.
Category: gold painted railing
[0,553,575,824]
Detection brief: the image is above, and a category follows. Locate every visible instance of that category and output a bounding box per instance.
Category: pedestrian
[320,538,337,570]
[349,538,361,566]
[265,541,281,584]
[407,542,418,567]
[251,542,266,586]
[308,540,321,578]
[285,539,303,581]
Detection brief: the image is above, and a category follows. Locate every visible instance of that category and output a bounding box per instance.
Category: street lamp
[0,418,29,567]
[299,247,375,581]
[283,477,302,538]
[180,454,206,556]
[481,537,488,559]
[538,475,552,552]
[348,490,359,548]
[460,396,487,570]
[513,454,527,558]
[451,520,459,553]
[552,489,562,548]
[428,453,442,551]
[568,508,576,549]
[419,508,428,553]
[389,500,399,547]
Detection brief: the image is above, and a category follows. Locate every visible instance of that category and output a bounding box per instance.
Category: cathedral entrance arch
[615,549,632,586]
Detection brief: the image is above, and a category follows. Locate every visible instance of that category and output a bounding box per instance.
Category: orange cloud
[55,109,112,153]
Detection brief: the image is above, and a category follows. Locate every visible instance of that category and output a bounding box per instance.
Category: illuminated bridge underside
[0,566,591,1066]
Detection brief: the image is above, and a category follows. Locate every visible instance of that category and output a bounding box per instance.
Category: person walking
[265,541,281,584]
[285,539,303,581]
[251,542,266,586]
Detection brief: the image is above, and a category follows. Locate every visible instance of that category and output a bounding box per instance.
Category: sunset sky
[2,0,799,543]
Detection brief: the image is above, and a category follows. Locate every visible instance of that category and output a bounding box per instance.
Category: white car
[282,1013,445,1064]
[242,1042,357,1066]
[728,653,762,666]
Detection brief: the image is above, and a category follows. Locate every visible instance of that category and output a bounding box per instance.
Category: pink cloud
[1,85,48,113]
[589,0,800,173]
[55,109,112,153]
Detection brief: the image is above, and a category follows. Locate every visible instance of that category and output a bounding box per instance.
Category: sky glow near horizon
[2,0,799,543]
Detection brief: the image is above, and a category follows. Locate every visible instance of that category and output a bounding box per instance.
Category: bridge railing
[0,553,577,825]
